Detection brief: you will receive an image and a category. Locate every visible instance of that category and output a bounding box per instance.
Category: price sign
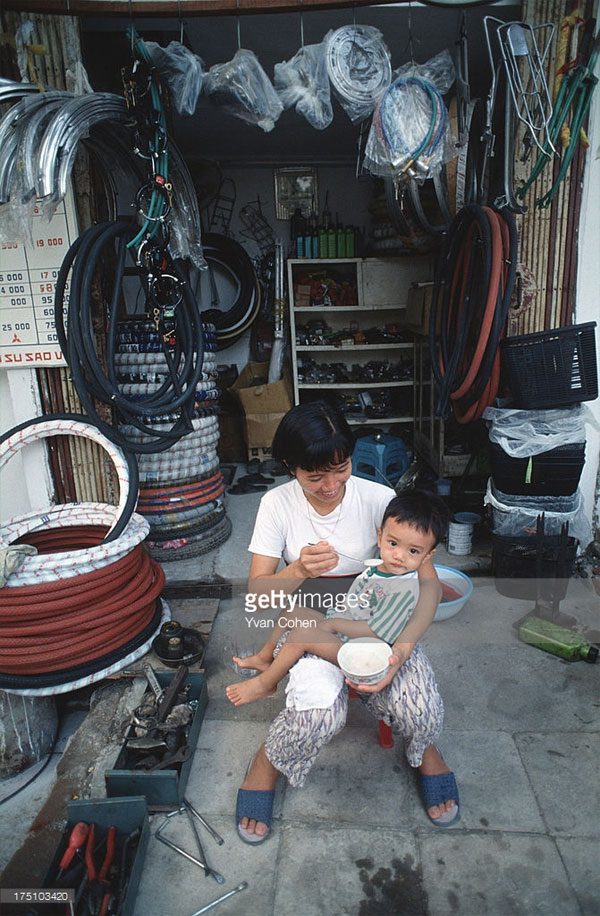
[0,193,78,368]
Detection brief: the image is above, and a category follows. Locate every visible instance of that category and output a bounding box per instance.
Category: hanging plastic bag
[325,26,392,123]
[204,49,283,133]
[145,41,205,116]
[483,405,596,457]
[274,41,333,130]
[363,50,456,181]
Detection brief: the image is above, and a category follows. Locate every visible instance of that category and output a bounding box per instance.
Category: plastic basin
[433,564,473,621]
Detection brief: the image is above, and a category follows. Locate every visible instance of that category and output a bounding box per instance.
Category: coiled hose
[429,205,517,423]
[55,220,205,453]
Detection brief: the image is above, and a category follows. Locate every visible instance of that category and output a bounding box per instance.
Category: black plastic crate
[489,442,585,496]
[492,532,578,600]
[501,321,598,408]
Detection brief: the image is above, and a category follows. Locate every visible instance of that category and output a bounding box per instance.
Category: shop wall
[0,368,53,517]
[575,58,600,537]
[209,163,374,373]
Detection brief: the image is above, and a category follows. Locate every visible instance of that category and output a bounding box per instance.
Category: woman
[235,401,459,844]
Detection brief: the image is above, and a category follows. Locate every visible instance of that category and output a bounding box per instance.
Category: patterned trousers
[265,644,443,787]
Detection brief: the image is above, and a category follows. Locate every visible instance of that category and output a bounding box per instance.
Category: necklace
[304,490,345,543]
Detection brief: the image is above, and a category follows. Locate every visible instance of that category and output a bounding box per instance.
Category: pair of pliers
[83,823,117,916]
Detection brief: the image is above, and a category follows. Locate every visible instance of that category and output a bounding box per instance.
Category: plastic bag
[363,50,456,181]
[325,26,392,123]
[484,479,592,549]
[145,41,205,116]
[204,49,283,132]
[483,405,596,457]
[274,41,333,130]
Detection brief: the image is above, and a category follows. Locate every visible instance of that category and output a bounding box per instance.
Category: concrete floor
[1,480,599,915]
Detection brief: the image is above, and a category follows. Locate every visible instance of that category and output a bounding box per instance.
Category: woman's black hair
[271,400,355,472]
[381,490,450,546]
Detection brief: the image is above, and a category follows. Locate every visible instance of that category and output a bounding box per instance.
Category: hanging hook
[128,0,135,55]
[236,0,242,51]
[407,1,416,66]
[177,0,185,45]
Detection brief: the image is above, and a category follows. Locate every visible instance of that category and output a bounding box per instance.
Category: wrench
[189,883,248,915]
[183,799,224,846]
[147,746,190,771]
[155,832,225,884]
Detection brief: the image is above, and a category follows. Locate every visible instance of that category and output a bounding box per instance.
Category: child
[226,490,449,707]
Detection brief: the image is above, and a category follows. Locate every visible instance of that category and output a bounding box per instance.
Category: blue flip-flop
[236,787,275,844]
[418,771,460,827]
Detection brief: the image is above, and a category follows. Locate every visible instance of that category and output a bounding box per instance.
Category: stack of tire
[115,320,232,561]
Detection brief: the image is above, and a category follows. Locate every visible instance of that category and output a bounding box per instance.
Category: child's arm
[390,559,441,666]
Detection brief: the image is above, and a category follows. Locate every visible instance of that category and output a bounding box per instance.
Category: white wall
[575,49,600,538]
[0,369,53,519]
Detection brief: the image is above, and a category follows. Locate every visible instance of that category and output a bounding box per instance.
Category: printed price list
[0,196,77,367]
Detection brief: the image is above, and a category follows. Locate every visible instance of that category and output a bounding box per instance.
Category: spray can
[518,615,598,662]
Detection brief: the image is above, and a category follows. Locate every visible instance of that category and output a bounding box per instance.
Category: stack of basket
[116,320,231,561]
[484,322,598,596]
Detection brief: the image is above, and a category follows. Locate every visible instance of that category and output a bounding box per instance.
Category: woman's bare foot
[239,746,279,839]
[232,651,271,673]
[418,745,457,820]
[226,674,276,706]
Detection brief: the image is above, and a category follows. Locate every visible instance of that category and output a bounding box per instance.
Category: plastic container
[500,321,598,409]
[489,441,585,496]
[518,615,598,662]
[436,478,451,496]
[447,521,473,555]
[433,564,473,621]
[492,532,578,599]
[484,479,591,548]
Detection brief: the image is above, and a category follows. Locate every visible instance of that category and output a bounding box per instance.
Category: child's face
[376,518,436,575]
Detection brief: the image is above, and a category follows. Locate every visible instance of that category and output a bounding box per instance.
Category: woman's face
[294,458,352,509]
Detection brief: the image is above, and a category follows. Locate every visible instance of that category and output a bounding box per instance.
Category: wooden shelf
[293,305,403,312]
[298,380,412,389]
[295,343,413,351]
[347,416,413,425]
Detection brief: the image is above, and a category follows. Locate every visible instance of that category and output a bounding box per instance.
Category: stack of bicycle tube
[115,320,232,561]
[0,417,169,695]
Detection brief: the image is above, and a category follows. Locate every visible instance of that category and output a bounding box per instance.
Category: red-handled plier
[84,823,117,916]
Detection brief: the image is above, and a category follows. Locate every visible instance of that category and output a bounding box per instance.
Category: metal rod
[184,802,211,880]
[155,833,225,884]
[189,883,248,916]
[183,799,225,846]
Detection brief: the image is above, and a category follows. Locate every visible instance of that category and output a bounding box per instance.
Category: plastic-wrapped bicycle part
[204,49,283,133]
[484,480,592,549]
[274,41,333,130]
[394,49,456,95]
[325,26,392,123]
[145,41,205,116]
[483,405,595,458]
[364,54,456,181]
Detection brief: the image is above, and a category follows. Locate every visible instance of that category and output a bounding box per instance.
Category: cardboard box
[231,362,293,455]
[44,796,149,916]
[105,672,208,810]
[405,283,438,336]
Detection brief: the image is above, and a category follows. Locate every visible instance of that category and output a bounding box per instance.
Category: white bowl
[433,564,474,621]
[337,637,391,685]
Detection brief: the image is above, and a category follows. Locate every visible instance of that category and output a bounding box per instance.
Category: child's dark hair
[381,490,450,546]
[272,400,354,472]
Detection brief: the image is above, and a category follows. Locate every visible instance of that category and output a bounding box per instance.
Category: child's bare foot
[232,652,271,673]
[226,675,276,706]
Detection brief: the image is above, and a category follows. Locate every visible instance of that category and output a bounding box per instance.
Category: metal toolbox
[105,671,208,810]
[44,796,149,916]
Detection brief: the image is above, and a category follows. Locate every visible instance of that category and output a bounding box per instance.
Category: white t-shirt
[248,475,395,576]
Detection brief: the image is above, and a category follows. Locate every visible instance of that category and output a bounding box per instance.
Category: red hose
[0,526,164,675]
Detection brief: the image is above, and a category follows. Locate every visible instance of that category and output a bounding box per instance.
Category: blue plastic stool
[352,434,409,487]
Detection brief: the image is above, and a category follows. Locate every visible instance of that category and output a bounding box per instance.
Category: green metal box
[105,670,208,810]
[44,796,149,916]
